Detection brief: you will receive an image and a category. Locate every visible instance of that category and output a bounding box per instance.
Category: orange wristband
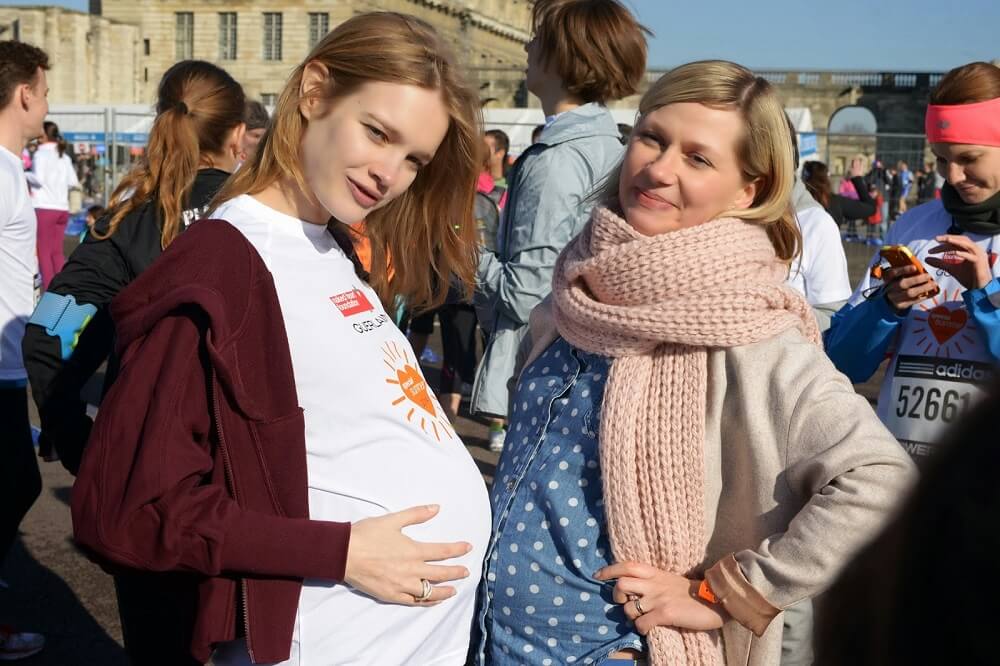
[697,578,719,605]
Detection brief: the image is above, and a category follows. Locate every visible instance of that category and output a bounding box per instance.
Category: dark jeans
[0,385,42,565]
[113,570,202,665]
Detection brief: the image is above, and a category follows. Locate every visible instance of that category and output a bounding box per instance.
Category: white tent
[484,107,639,157]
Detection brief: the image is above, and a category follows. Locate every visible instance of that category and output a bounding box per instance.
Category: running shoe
[488,427,506,453]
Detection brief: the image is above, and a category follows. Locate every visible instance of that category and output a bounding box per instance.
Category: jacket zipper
[210,368,255,662]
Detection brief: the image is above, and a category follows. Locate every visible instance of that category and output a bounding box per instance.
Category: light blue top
[471,104,625,417]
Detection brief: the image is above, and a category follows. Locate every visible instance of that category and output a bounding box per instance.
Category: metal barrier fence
[47,105,934,210]
[810,130,930,178]
[45,105,155,206]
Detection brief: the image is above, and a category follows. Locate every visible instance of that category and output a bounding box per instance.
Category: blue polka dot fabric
[471,337,644,665]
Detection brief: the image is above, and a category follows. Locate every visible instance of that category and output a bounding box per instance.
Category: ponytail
[43,120,65,157]
[99,105,200,246]
[94,60,244,248]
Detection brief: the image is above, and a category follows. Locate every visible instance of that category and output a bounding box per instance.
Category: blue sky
[9,0,999,71]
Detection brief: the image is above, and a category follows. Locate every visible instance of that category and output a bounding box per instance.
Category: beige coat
[520,303,917,666]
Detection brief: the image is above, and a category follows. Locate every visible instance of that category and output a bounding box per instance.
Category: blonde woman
[473,61,915,666]
[71,13,489,665]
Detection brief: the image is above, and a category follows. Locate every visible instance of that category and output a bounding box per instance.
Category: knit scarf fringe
[552,207,820,666]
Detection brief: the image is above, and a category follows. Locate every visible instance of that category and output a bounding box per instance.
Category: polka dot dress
[471,338,643,664]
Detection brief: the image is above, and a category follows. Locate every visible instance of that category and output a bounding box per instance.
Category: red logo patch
[330,289,374,317]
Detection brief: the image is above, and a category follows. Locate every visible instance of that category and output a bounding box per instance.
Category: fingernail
[465,543,473,553]
[593,569,604,579]
[463,568,470,577]
[426,504,440,512]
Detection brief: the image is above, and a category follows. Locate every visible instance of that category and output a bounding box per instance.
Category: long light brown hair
[597,60,801,262]
[96,61,245,248]
[213,12,482,312]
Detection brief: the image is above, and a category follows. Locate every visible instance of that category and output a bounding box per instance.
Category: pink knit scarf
[552,206,820,665]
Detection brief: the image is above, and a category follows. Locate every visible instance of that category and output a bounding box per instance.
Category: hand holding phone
[870,244,940,312]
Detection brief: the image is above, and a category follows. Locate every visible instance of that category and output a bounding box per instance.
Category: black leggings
[439,304,478,394]
[0,386,42,564]
[113,570,201,665]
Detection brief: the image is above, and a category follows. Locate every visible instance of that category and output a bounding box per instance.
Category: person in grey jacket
[472,0,648,449]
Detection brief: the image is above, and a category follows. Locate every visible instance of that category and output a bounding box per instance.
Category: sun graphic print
[382,341,454,442]
[910,287,977,358]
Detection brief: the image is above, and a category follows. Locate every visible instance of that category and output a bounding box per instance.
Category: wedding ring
[634,597,645,615]
[415,578,433,602]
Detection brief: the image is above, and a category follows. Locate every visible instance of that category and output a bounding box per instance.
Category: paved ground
[0,237,884,664]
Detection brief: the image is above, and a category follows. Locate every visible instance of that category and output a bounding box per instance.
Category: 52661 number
[895,384,971,423]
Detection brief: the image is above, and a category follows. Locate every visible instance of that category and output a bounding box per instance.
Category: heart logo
[396,364,436,416]
[927,306,968,344]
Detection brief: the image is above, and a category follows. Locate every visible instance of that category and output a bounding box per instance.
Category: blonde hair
[598,60,800,261]
[213,12,482,311]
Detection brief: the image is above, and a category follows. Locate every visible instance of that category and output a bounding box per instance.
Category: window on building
[218,12,237,60]
[262,13,283,61]
[143,38,150,56]
[308,12,329,49]
[260,93,277,107]
[175,12,194,60]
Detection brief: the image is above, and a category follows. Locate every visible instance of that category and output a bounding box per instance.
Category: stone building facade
[0,6,142,104]
[97,0,532,105]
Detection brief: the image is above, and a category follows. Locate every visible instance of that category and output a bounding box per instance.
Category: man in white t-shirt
[0,39,50,662]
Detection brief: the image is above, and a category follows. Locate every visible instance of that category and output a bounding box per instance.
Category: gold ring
[415,578,433,602]
[634,597,645,615]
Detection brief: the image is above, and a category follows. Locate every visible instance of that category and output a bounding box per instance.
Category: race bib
[884,354,993,458]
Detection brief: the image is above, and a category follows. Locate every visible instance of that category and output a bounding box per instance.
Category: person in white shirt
[784,115,852,333]
[67,13,491,665]
[31,121,79,289]
[0,39,50,662]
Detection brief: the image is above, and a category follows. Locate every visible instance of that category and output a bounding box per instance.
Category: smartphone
[870,244,940,297]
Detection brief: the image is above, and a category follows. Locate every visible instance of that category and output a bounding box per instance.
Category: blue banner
[62,132,149,145]
[799,132,818,157]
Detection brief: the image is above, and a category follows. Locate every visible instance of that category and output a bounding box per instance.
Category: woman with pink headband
[826,61,1000,465]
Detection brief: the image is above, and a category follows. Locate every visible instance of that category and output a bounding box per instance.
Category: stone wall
[0,7,141,104]
[99,0,531,104]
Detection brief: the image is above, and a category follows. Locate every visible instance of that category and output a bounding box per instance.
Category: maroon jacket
[71,219,352,663]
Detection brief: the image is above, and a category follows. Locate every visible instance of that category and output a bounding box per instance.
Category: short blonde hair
[598,60,800,261]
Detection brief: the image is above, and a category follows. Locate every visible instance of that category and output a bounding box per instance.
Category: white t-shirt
[30,142,79,211]
[0,146,39,381]
[846,199,1000,458]
[211,195,491,666]
[787,204,852,306]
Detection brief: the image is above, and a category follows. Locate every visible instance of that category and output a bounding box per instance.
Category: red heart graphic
[927,306,968,345]
[396,365,436,416]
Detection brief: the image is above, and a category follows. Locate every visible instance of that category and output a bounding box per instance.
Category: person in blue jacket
[826,61,1000,463]
[471,0,649,453]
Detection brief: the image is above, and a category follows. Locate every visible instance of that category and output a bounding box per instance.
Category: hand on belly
[344,503,473,606]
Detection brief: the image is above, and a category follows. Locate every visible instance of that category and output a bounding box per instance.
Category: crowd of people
[0,2,998,664]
